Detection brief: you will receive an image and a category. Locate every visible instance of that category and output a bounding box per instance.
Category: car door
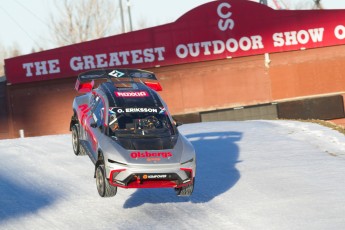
[85,95,105,160]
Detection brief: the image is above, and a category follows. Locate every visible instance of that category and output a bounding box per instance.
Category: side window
[92,98,104,128]
[90,95,99,111]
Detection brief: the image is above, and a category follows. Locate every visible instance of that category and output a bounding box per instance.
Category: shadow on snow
[123,131,242,208]
[0,175,56,223]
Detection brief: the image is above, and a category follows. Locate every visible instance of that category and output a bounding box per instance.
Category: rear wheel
[71,124,82,156]
[175,179,194,196]
[95,164,117,197]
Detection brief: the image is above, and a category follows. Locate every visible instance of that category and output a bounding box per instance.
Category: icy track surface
[1,120,345,230]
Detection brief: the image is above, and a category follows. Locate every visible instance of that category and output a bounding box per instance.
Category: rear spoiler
[75,68,162,93]
[78,69,157,82]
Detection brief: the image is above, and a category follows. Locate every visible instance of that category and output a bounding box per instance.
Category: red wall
[270,45,345,100]
[154,56,271,114]
[153,45,345,115]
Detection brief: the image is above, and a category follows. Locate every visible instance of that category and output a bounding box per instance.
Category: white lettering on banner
[217,2,234,31]
[95,54,108,68]
[176,35,264,59]
[70,47,165,71]
[334,25,345,40]
[119,51,130,65]
[48,60,60,74]
[213,40,225,54]
[273,28,324,47]
[35,61,48,75]
[200,41,212,55]
[83,55,96,69]
[22,63,34,77]
[22,59,61,77]
[176,45,188,58]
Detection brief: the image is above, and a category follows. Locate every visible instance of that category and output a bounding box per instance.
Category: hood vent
[116,137,177,150]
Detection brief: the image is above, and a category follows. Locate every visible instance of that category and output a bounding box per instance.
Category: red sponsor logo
[130,151,173,160]
[115,91,148,97]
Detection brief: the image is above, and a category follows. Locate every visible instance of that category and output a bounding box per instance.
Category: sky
[1,120,345,229]
[1,0,345,54]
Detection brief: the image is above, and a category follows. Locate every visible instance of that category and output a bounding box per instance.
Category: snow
[1,120,345,230]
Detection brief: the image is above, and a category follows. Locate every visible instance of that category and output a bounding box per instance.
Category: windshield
[108,108,176,138]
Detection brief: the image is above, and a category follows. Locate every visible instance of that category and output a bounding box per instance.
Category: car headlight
[181,158,194,165]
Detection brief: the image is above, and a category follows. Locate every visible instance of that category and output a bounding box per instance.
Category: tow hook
[135,175,142,184]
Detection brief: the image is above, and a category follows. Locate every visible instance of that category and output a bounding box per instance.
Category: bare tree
[135,16,149,31]
[0,43,22,77]
[49,0,120,46]
[313,0,323,9]
[0,45,7,77]
[293,0,323,10]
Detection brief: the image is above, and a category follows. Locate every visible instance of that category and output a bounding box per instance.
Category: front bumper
[107,166,194,189]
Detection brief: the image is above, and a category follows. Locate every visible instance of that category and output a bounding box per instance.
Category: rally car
[70,69,196,197]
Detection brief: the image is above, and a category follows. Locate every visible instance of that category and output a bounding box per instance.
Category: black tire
[175,179,195,196]
[71,124,81,156]
[95,164,117,197]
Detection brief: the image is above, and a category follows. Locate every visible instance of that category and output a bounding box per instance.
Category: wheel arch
[70,109,78,131]
[94,149,105,178]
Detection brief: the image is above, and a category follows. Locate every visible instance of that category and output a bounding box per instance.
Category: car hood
[106,134,194,165]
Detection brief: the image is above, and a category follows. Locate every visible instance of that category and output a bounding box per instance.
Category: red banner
[5,0,345,84]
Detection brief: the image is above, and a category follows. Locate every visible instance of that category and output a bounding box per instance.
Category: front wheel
[95,164,117,197]
[175,179,195,196]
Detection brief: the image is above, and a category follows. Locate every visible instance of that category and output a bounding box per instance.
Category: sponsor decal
[130,151,173,161]
[115,91,149,97]
[146,158,161,162]
[78,104,89,114]
[159,107,166,115]
[143,174,167,179]
[149,174,167,179]
[115,107,159,113]
[126,108,158,113]
[108,70,125,78]
[108,108,116,115]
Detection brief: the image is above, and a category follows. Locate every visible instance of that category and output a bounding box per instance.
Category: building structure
[2,0,345,138]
